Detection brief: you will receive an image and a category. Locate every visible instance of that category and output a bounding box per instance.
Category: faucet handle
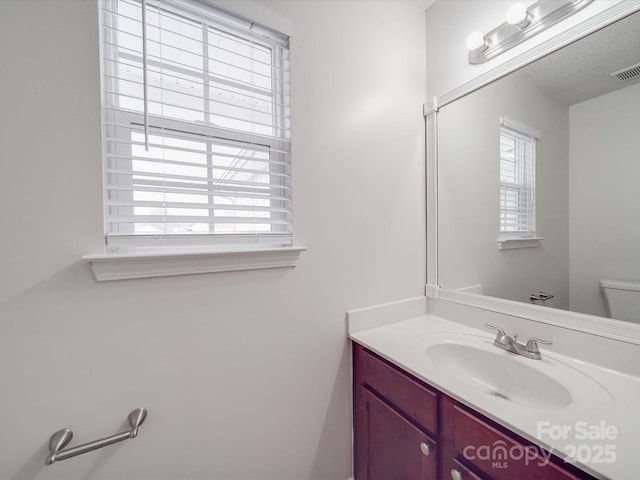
[484,324,505,335]
[484,324,507,342]
[525,338,552,354]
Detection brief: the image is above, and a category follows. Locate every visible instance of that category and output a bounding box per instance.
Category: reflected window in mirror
[499,124,537,238]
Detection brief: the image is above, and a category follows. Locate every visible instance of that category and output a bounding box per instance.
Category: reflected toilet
[600,280,640,324]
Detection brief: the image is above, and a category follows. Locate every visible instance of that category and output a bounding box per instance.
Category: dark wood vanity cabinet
[354,343,438,479]
[353,343,594,480]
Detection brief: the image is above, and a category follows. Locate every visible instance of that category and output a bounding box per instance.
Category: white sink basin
[426,342,571,408]
[413,332,612,411]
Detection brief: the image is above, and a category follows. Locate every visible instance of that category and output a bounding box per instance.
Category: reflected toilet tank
[600,280,640,323]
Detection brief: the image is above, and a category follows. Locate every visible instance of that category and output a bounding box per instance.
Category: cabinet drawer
[449,458,486,480]
[452,405,584,480]
[356,346,438,434]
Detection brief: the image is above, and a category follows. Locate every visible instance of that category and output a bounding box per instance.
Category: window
[499,124,536,236]
[100,0,291,253]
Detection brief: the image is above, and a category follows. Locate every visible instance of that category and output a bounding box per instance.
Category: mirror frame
[425,1,640,345]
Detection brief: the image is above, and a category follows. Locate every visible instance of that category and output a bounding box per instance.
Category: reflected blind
[499,126,536,234]
[100,0,291,251]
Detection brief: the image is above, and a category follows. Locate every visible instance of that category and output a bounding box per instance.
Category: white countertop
[349,312,640,480]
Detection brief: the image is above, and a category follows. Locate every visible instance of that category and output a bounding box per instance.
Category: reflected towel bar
[45,408,147,465]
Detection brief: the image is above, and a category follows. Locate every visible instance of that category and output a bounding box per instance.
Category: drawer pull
[419,442,431,456]
[450,469,463,480]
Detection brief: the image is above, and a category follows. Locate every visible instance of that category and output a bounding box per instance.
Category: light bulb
[506,3,531,28]
[466,31,488,51]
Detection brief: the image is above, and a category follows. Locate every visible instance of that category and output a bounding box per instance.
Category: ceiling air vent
[610,62,640,82]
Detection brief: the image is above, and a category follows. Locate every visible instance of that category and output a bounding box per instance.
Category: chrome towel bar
[45,408,147,465]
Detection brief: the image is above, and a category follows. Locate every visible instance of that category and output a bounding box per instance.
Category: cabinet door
[356,387,437,480]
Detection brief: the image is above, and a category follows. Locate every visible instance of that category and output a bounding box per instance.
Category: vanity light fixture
[505,3,531,29]
[466,31,489,52]
[467,0,594,64]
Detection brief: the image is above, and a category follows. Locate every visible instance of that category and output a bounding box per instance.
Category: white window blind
[499,125,536,235]
[100,0,291,252]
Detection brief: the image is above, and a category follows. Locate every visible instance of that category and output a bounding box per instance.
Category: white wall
[425,0,624,98]
[0,1,427,479]
[437,73,570,307]
[569,82,640,317]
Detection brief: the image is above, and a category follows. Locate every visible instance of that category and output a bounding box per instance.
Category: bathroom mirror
[431,7,640,330]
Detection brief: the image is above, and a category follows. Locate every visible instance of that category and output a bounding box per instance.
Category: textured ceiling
[512,11,640,106]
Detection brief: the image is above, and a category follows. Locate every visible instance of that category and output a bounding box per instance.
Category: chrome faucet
[484,324,552,360]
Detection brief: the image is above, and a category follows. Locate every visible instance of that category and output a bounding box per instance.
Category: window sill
[497,237,544,250]
[82,246,306,282]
